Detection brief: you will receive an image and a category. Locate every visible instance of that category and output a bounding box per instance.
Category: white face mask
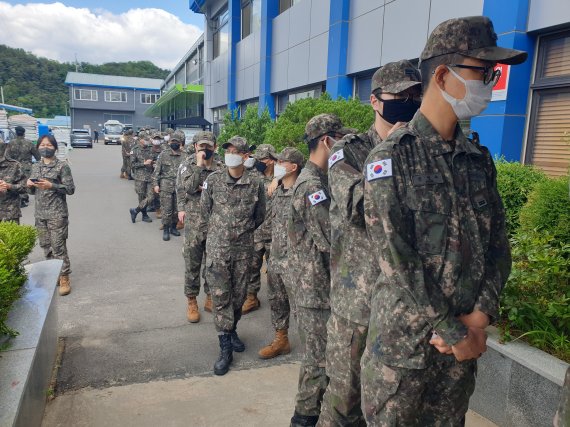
[152,140,162,146]
[225,152,243,168]
[440,67,492,120]
[243,157,256,168]
[273,164,288,180]
[164,135,170,142]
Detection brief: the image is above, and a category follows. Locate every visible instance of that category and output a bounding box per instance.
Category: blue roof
[190,0,206,14]
[0,103,33,114]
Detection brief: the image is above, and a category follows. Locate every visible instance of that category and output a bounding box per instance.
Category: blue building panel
[326,0,352,99]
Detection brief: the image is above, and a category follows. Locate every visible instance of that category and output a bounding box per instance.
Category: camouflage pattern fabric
[36,217,72,276]
[200,168,266,332]
[0,156,26,221]
[131,144,155,182]
[361,111,511,423]
[121,134,135,175]
[371,60,422,94]
[7,136,40,175]
[29,158,75,220]
[152,149,187,227]
[135,180,155,211]
[304,114,352,143]
[267,270,293,330]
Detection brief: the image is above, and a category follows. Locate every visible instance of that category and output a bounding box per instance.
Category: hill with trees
[0,44,169,118]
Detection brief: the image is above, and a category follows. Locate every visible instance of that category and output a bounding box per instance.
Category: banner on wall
[491,64,511,101]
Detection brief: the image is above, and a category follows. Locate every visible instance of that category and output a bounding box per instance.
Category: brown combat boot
[258,329,291,359]
[187,297,200,323]
[241,293,260,314]
[176,220,184,230]
[120,172,126,179]
[204,294,213,313]
[156,208,162,219]
[59,275,71,296]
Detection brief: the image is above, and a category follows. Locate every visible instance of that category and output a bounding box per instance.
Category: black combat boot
[290,412,319,427]
[129,207,140,223]
[163,227,170,241]
[141,209,152,223]
[170,224,180,236]
[214,333,233,376]
[230,315,245,352]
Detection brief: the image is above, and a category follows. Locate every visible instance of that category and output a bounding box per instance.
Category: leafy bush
[494,159,547,235]
[218,104,274,148]
[0,222,37,338]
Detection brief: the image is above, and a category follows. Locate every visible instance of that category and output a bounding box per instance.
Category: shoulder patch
[328,149,344,169]
[366,159,393,182]
[308,190,327,206]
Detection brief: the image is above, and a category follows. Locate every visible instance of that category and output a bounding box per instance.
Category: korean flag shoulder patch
[366,159,393,182]
[308,190,327,206]
[328,149,344,169]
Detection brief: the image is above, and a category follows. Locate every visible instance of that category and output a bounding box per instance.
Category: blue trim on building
[472,0,534,161]
[190,0,206,14]
[258,0,278,119]
[227,0,241,116]
[326,0,352,99]
[65,83,160,92]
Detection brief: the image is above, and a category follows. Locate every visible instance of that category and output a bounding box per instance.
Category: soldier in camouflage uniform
[242,143,277,314]
[287,114,352,427]
[153,131,187,241]
[129,134,158,223]
[8,126,40,207]
[199,136,266,376]
[176,131,222,323]
[318,61,422,427]
[360,16,524,426]
[27,135,75,296]
[258,147,304,360]
[120,129,135,179]
[0,132,27,223]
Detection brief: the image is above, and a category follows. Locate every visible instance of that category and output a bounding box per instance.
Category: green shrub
[0,222,37,339]
[494,159,547,235]
[218,104,274,148]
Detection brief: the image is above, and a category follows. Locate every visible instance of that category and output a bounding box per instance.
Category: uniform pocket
[407,190,451,256]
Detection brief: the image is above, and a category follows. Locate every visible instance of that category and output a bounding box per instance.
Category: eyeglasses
[449,64,502,86]
[378,94,422,104]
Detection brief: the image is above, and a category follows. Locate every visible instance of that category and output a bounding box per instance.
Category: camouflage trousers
[317,313,368,427]
[21,165,32,202]
[361,344,477,426]
[121,155,131,176]
[247,241,270,295]
[134,180,155,211]
[159,191,178,227]
[183,228,210,298]
[267,269,293,330]
[205,255,251,332]
[36,217,71,276]
[294,306,330,417]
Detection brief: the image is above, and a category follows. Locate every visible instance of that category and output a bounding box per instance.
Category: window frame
[140,93,160,104]
[74,89,98,101]
[104,91,127,103]
[213,8,230,59]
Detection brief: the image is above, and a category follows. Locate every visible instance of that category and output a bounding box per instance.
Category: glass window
[355,76,373,104]
[104,91,127,103]
[74,89,97,101]
[213,8,230,59]
[538,32,570,79]
[279,0,302,14]
[140,94,159,104]
[242,1,252,39]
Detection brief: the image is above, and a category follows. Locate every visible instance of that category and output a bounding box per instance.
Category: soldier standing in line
[287,114,352,427]
[27,135,75,296]
[129,134,155,224]
[258,147,304,360]
[153,131,187,241]
[7,125,40,207]
[120,129,135,180]
[242,143,277,315]
[318,60,422,427]
[199,136,266,376]
[176,131,222,323]
[0,131,27,223]
[361,16,523,426]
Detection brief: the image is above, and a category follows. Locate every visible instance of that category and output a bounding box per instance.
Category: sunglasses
[449,64,502,86]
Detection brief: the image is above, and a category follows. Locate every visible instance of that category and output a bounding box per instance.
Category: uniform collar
[224,167,252,185]
[367,124,383,146]
[305,160,327,180]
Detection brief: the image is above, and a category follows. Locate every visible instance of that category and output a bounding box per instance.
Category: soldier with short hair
[121,129,135,180]
[0,131,27,223]
[361,16,524,425]
[7,125,40,207]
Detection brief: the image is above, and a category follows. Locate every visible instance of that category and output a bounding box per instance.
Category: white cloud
[0,2,202,69]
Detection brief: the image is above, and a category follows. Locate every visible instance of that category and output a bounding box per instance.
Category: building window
[213,8,229,59]
[141,93,160,104]
[74,89,98,101]
[213,106,228,123]
[241,0,261,39]
[104,91,127,103]
[525,30,570,176]
[354,75,373,104]
[103,113,133,125]
[279,0,302,14]
[276,85,324,114]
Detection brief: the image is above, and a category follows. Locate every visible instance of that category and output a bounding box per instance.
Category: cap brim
[196,139,215,146]
[221,142,232,149]
[464,46,528,65]
[338,127,357,136]
[381,80,422,95]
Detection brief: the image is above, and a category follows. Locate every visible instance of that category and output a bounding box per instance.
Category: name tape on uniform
[308,190,327,206]
[328,149,344,169]
[366,159,393,182]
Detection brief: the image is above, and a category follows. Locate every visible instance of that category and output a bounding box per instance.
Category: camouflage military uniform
[153,144,187,228]
[200,167,266,332]
[0,152,27,223]
[131,142,158,212]
[287,160,331,420]
[29,158,76,276]
[7,135,40,203]
[361,111,512,425]
[121,133,134,177]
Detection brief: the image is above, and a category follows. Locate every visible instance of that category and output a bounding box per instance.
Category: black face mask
[39,147,56,158]
[199,149,214,160]
[170,143,181,151]
[378,98,420,125]
[254,161,267,174]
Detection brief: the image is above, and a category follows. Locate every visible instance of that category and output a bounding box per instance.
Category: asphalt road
[21,142,300,394]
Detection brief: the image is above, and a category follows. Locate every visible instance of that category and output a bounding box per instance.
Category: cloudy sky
[0,1,204,70]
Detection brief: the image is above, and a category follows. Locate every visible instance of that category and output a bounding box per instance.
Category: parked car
[70,129,93,148]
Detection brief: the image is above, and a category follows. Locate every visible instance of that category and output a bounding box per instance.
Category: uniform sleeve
[254,179,267,229]
[474,152,512,322]
[299,183,331,254]
[53,163,75,195]
[131,149,144,170]
[198,177,214,239]
[364,147,467,346]
[28,163,38,194]
[31,142,41,161]
[329,148,365,227]
[9,163,27,194]
[152,156,162,187]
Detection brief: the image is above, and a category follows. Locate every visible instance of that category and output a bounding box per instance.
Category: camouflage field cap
[304,113,352,142]
[171,130,186,143]
[166,128,175,134]
[371,60,422,94]
[420,16,528,65]
[222,136,249,153]
[125,129,134,135]
[151,131,163,140]
[192,131,216,147]
[253,144,277,160]
[277,147,305,168]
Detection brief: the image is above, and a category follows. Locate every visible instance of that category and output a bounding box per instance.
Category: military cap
[171,130,186,143]
[125,129,134,135]
[253,144,277,160]
[222,136,249,153]
[192,131,217,147]
[277,147,305,168]
[151,131,163,139]
[372,60,422,94]
[420,16,527,65]
[304,113,352,142]
[166,127,175,134]
[14,126,25,134]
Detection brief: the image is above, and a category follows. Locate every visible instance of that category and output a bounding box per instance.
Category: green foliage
[218,104,274,148]
[0,222,37,339]
[0,44,169,118]
[494,159,547,236]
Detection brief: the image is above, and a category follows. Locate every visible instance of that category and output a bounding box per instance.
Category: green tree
[218,104,274,148]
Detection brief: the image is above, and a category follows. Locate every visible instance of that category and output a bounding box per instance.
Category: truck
[103,120,124,145]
